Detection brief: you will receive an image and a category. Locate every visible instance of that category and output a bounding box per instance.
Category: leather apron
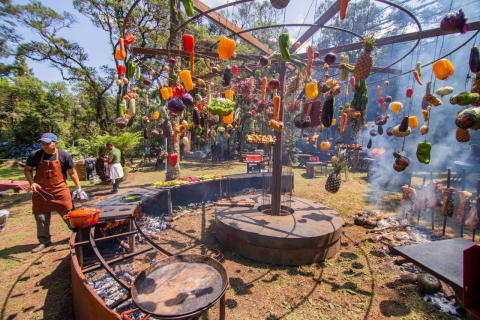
[32,149,73,214]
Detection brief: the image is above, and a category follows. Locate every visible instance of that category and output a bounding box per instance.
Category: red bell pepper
[175,86,185,98]
[406,88,414,98]
[117,65,126,78]
[124,33,135,45]
[197,104,202,111]
[183,34,194,53]
[232,65,238,75]
[169,154,178,167]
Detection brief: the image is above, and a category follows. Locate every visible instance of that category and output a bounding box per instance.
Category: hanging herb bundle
[239,76,255,102]
[349,79,368,133]
[285,72,302,98]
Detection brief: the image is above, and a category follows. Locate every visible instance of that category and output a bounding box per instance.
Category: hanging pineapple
[325,150,346,194]
[354,35,376,80]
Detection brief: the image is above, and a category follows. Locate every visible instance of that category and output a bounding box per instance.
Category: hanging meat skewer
[464,197,480,229]
[414,185,428,210]
[458,191,473,224]
[427,181,440,209]
[441,187,455,217]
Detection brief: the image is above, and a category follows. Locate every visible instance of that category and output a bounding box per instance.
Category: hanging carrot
[306,46,314,80]
[307,103,312,115]
[382,101,386,114]
[190,52,195,74]
[340,113,347,134]
[261,77,267,103]
[273,96,281,121]
[413,70,423,85]
[340,0,349,20]
[238,116,242,125]
[376,85,381,99]
[350,76,355,92]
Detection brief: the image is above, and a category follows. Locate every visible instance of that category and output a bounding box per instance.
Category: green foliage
[77,131,142,160]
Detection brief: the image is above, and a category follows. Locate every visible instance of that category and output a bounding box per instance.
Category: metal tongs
[34,187,55,201]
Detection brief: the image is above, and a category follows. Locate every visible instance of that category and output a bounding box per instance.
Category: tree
[15,1,115,131]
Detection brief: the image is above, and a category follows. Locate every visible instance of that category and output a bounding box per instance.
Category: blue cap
[38,133,58,143]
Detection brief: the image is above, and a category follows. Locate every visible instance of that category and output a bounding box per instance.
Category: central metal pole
[270,64,287,215]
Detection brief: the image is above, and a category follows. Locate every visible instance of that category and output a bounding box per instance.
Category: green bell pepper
[416,142,431,164]
[127,61,136,79]
[279,33,290,61]
[182,0,194,17]
[254,70,261,80]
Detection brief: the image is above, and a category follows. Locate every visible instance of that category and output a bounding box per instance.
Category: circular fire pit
[215,194,344,265]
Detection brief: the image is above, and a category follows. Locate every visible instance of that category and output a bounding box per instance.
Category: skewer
[442,167,451,236]
[474,179,480,242]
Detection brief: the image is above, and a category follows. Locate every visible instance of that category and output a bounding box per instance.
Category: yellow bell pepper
[168,87,173,98]
[432,59,454,80]
[160,87,170,100]
[223,111,233,124]
[225,90,234,100]
[408,116,418,128]
[389,101,403,114]
[179,70,194,91]
[332,119,337,125]
[305,83,318,100]
[217,36,236,60]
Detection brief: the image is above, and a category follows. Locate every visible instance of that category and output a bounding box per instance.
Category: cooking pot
[63,207,103,228]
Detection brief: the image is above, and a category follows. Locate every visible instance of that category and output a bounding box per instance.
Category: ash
[115,301,148,320]
[87,272,130,306]
[137,215,170,235]
[423,292,462,318]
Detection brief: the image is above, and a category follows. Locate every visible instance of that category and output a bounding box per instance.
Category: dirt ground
[0,158,477,319]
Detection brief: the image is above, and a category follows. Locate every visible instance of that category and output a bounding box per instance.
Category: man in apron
[24,133,83,253]
[105,142,124,193]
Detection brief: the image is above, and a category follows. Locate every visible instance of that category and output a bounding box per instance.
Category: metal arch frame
[208,24,364,51]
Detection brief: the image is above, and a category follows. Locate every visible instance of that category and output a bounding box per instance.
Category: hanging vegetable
[305,83,318,100]
[421,110,429,121]
[232,65,238,75]
[117,65,126,78]
[433,59,454,80]
[126,61,136,79]
[456,127,471,142]
[324,52,337,65]
[144,128,149,140]
[254,70,261,80]
[119,99,126,117]
[273,95,281,121]
[320,140,331,151]
[322,95,334,128]
[128,99,136,116]
[399,116,409,132]
[181,93,194,106]
[306,46,314,79]
[469,45,480,73]
[409,116,418,128]
[278,33,291,60]
[183,34,194,53]
[339,56,351,81]
[420,125,429,135]
[182,0,194,16]
[260,56,269,66]
[225,90,234,100]
[223,66,232,87]
[425,93,443,106]
[350,76,355,92]
[261,77,268,103]
[167,98,185,113]
[456,107,480,130]
[450,92,480,105]
[413,71,423,85]
[416,142,432,164]
[267,79,280,90]
[115,38,126,61]
[435,86,454,97]
[393,152,410,172]
[440,9,468,34]
[223,111,234,124]
[416,61,422,76]
[169,154,178,167]
[190,52,195,74]
[135,66,141,81]
[392,125,411,137]
[406,88,414,98]
[217,36,236,60]
[124,34,135,45]
[340,113,347,134]
[179,70,194,91]
[367,138,372,149]
[340,0,349,20]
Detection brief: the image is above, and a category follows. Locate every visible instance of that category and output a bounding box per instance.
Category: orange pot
[63,207,103,228]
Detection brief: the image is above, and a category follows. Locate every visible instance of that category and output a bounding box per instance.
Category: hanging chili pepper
[124,34,135,45]
[175,85,185,98]
[232,65,238,75]
[117,65,126,78]
[406,88,414,98]
[261,77,267,103]
[278,33,291,60]
[190,52,195,74]
[225,90,234,100]
[183,34,194,53]
[126,61,136,78]
[217,36,236,60]
[169,154,178,167]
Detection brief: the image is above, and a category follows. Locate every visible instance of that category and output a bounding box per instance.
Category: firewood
[394,257,408,265]
[439,280,455,299]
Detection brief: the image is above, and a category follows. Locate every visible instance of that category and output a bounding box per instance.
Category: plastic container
[63,207,103,228]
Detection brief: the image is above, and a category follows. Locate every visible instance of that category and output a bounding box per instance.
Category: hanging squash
[305,83,318,99]
[432,59,454,80]
[223,111,234,124]
[409,116,418,128]
[179,70,194,91]
[128,99,136,116]
[320,140,331,151]
[389,101,403,114]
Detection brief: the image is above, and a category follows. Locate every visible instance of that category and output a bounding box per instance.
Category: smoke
[361,29,479,207]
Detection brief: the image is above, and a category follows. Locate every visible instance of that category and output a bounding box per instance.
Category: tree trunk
[166,0,182,181]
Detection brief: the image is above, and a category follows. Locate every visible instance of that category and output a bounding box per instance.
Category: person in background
[155,146,164,171]
[105,142,123,193]
[85,154,96,180]
[24,133,83,253]
[145,146,151,162]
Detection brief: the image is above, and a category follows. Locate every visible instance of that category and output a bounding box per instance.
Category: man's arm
[24,166,40,192]
[67,168,82,190]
